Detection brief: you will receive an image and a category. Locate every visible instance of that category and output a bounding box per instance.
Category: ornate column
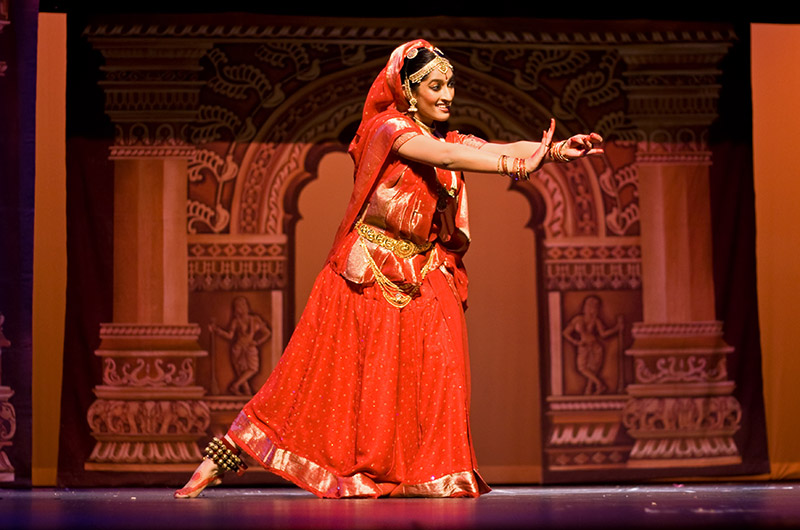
[0,2,14,481]
[0,315,14,481]
[619,43,743,467]
[84,34,214,471]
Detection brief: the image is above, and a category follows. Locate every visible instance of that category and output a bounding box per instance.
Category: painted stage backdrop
[53,14,768,485]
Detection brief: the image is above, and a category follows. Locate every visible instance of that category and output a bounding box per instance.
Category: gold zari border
[229,411,489,498]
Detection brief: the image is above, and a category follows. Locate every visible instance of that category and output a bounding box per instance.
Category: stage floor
[2,483,800,529]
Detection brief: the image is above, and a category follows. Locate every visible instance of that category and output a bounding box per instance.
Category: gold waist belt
[355,221,432,260]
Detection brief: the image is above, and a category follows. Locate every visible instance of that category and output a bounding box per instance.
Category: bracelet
[549,140,570,163]
[497,155,531,181]
[497,154,508,175]
[515,157,530,181]
[518,158,530,181]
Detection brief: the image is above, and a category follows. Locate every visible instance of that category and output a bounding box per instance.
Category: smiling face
[412,68,455,125]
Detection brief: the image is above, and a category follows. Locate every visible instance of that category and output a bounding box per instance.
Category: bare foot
[174,459,221,499]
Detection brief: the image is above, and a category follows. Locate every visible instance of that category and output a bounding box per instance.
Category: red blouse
[328,113,485,298]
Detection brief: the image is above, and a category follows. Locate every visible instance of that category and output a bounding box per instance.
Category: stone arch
[232,58,382,235]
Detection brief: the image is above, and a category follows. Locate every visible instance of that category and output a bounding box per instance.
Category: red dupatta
[326,39,471,306]
[327,39,435,262]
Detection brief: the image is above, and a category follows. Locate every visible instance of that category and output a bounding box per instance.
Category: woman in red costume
[175,39,603,499]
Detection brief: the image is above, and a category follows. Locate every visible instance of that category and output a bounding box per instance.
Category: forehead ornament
[406,47,453,84]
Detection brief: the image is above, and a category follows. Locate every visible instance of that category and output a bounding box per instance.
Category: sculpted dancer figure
[176,39,603,499]
[209,296,271,396]
[562,295,624,395]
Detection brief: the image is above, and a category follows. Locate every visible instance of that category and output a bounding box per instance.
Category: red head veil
[348,38,433,167]
[328,39,436,260]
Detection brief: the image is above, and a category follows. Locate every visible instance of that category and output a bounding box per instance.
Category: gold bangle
[498,157,532,181]
[520,158,530,181]
[552,140,570,163]
[497,154,507,175]
[548,140,567,163]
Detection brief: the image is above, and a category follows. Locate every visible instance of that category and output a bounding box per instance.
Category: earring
[403,76,417,113]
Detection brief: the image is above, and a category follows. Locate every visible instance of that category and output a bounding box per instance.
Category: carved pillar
[84,35,213,471]
[0,315,15,481]
[619,44,743,467]
[0,2,14,481]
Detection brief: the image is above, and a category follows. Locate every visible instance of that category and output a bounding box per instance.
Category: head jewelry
[402,46,453,113]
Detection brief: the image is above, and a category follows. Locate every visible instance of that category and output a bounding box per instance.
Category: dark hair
[400,47,451,89]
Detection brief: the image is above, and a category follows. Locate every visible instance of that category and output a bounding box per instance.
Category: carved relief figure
[562,295,623,395]
[209,296,271,396]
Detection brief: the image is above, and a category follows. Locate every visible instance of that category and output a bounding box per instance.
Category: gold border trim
[229,411,490,498]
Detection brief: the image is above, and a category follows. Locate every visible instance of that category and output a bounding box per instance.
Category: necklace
[412,116,436,137]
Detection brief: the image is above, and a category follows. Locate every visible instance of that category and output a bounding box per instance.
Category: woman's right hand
[525,118,556,175]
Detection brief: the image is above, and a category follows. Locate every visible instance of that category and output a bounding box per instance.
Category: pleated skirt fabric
[228,264,489,498]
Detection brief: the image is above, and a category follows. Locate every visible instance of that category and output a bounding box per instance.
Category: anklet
[203,437,247,476]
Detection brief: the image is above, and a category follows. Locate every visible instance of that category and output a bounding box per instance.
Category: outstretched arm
[397,119,555,177]
[482,131,604,161]
[397,118,603,177]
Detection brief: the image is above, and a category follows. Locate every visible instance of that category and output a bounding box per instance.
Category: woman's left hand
[557,133,604,160]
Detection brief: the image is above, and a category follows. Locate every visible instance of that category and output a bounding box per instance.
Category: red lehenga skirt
[227,263,490,498]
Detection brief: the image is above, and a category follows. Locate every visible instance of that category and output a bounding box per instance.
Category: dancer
[176,39,603,499]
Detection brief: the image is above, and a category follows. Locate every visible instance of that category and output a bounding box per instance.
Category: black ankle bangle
[203,437,246,474]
